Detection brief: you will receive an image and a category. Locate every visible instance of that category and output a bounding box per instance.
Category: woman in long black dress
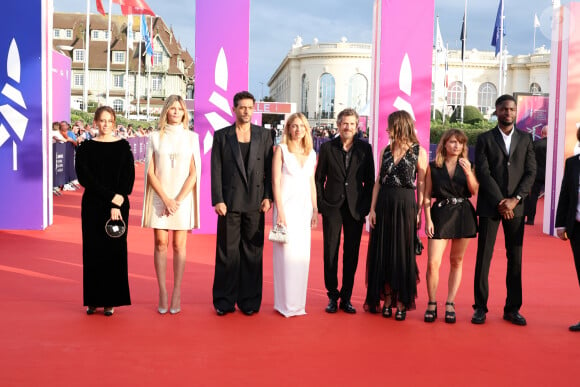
[365,110,427,320]
[423,129,478,323]
[75,106,135,316]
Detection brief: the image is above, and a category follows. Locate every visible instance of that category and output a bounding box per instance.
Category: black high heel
[445,302,456,324]
[382,304,392,318]
[395,307,406,321]
[424,301,437,323]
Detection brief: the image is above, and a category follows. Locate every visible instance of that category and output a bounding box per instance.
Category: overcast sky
[54,0,567,99]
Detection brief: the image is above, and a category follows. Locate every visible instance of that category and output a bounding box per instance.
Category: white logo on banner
[393,53,416,120]
[203,47,233,155]
[0,39,28,171]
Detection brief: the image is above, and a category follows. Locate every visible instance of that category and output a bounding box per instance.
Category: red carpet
[1,163,578,386]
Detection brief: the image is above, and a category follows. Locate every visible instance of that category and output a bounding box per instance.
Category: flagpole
[83,0,90,112]
[105,0,113,106]
[498,0,504,96]
[443,43,448,124]
[125,14,131,118]
[533,25,537,52]
[137,26,142,119]
[433,16,440,121]
[461,0,467,124]
[147,16,152,122]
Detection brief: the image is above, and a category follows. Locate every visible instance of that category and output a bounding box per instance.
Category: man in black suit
[555,127,580,332]
[211,91,273,316]
[524,125,548,225]
[315,108,375,314]
[471,94,536,326]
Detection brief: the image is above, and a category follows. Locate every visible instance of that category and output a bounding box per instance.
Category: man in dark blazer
[211,91,273,316]
[472,94,536,326]
[524,125,548,225]
[315,108,375,314]
[555,127,580,332]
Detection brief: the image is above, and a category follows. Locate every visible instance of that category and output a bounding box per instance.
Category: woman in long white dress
[142,95,201,315]
[271,113,318,317]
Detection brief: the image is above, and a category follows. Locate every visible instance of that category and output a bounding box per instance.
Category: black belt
[436,198,465,208]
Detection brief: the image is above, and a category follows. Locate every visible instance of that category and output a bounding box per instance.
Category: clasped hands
[497,197,519,219]
[163,198,181,216]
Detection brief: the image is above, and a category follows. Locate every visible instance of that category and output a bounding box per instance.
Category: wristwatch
[515,195,522,201]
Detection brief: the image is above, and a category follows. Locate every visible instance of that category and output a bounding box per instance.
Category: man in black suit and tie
[472,94,536,326]
[211,91,273,316]
[555,127,580,332]
[315,108,375,314]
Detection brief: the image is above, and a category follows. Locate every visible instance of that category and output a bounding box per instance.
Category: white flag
[435,17,446,54]
[127,15,134,47]
[534,13,541,28]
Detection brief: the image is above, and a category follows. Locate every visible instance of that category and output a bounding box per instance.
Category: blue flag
[491,0,505,56]
[141,14,153,57]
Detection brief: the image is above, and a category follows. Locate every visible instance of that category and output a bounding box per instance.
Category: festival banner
[545,3,580,235]
[194,0,250,234]
[370,0,434,160]
[0,0,51,229]
[514,93,549,140]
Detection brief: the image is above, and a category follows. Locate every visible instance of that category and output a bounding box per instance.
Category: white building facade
[268,37,551,125]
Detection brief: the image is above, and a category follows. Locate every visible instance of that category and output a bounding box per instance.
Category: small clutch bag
[268,224,288,243]
[415,234,424,255]
[105,218,126,238]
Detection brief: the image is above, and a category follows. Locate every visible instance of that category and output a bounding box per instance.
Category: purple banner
[0,1,50,229]
[371,0,434,156]
[194,0,250,234]
[515,93,549,140]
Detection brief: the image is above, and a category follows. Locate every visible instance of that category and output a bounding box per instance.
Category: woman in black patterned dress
[364,110,428,320]
[423,129,478,324]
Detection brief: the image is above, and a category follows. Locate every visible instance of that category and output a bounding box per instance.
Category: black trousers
[473,215,525,313]
[322,202,364,302]
[523,180,544,222]
[212,210,264,312]
[569,222,580,287]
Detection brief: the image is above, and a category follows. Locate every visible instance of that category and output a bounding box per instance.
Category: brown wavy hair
[434,128,468,168]
[387,110,418,149]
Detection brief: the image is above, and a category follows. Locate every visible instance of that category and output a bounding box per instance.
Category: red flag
[117,0,155,16]
[96,0,106,15]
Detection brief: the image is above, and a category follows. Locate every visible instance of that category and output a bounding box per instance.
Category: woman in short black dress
[76,106,135,316]
[365,110,428,320]
[423,129,478,323]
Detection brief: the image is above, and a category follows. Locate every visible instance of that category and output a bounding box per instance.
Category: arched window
[478,82,497,115]
[301,74,309,117]
[530,82,542,93]
[113,99,124,113]
[447,81,465,107]
[319,73,335,119]
[347,74,368,112]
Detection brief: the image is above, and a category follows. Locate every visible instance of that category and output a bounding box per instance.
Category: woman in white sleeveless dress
[142,95,201,315]
[272,113,318,317]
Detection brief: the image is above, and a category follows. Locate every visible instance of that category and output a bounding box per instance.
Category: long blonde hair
[434,129,468,167]
[158,95,189,137]
[281,112,313,154]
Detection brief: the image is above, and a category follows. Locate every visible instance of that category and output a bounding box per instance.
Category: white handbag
[268,224,288,243]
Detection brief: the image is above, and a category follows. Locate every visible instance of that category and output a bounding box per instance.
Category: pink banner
[193,0,250,234]
[52,51,71,123]
[515,93,549,140]
[371,0,434,156]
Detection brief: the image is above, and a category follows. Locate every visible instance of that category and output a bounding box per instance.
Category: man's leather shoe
[503,311,527,326]
[471,308,486,324]
[569,322,580,331]
[339,301,356,314]
[325,299,338,313]
[241,309,256,316]
[216,307,234,316]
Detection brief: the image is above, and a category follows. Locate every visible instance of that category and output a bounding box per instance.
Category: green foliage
[430,120,495,146]
[450,105,485,124]
[430,108,443,123]
[70,109,158,129]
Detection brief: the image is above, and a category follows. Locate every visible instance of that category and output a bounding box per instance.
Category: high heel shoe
[169,307,181,315]
[104,307,114,316]
[424,301,437,323]
[382,304,392,318]
[86,306,97,315]
[395,308,406,321]
[158,307,168,315]
[445,302,456,324]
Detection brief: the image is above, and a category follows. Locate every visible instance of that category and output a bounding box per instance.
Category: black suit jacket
[534,137,547,184]
[474,126,536,217]
[556,155,580,237]
[315,138,375,221]
[211,124,273,212]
